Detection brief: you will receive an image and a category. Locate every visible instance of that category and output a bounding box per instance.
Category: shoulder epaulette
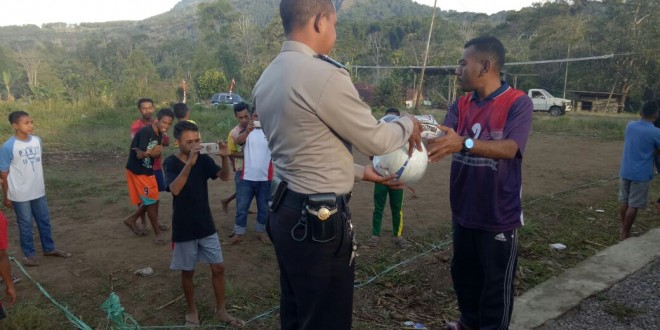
[315,54,347,70]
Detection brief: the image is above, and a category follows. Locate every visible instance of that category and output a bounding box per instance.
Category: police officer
[253,0,422,329]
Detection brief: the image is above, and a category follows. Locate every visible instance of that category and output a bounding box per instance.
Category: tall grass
[0,101,237,153]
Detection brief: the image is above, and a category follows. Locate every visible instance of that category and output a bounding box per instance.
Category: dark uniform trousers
[267,190,354,330]
[451,223,519,330]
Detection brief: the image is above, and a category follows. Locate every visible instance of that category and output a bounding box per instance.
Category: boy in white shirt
[0,111,71,267]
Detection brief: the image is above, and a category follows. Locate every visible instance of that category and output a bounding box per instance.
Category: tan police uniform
[254,41,413,195]
[253,40,414,330]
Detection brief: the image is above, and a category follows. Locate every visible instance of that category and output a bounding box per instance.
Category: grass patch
[516,178,660,293]
[0,100,237,154]
[603,302,644,322]
[532,112,636,140]
[2,302,70,329]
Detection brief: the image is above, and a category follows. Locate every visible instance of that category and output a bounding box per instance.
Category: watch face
[465,138,475,149]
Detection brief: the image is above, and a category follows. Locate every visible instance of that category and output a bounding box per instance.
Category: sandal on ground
[0,275,21,284]
[256,232,271,244]
[43,249,72,258]
[158,224,170,231]
[184,313,200,327]
[124,221,147,236]
[393,237,410,249]
[153,238,168,246]
[223,318,245,328]
[22,256,39,267]
[446,320,472,330]
[229,234,243,245]
[366,236,379,248]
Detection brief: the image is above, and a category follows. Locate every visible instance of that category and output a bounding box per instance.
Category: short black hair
[173,120,199,141]
[464,36,506,71]
[137,98,154,109]
[8,111,29,124]
[384,107,400,116]
[641,98,660,119]
[234,102,250,114]
[280,0,335,36]
[157,108,175,120]
[173,103,189,120]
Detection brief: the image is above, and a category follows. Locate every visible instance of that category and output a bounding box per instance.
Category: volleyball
[416,114,445,141]
[372,143,428,184]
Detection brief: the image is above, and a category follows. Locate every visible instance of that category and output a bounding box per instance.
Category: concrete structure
[510,227,660,329]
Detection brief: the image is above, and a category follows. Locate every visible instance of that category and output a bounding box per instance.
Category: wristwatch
[462,137,475,153]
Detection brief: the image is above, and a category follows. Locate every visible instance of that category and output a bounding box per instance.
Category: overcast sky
[0,0,542,27]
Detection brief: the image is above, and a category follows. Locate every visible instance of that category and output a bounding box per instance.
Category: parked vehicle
[210,93,243,106]
[528,89,572,116]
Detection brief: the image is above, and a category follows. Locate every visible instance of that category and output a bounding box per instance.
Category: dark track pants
[451,223,519,330]
[267,200,354,330]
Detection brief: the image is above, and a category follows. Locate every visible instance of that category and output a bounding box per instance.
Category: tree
[116,50,160,106]
[2,70,13,101]
[196,69,227,101]
[14,48,42,91]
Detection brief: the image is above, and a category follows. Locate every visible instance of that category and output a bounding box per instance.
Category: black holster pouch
[269,177,288,212]
[305,193,339,243]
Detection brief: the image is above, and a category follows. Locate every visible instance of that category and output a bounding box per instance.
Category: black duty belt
[280,188,351,210]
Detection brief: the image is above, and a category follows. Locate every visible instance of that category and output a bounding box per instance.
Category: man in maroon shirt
[427,36,533,330]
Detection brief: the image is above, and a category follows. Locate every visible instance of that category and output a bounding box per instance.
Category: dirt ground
[3,129,649,329]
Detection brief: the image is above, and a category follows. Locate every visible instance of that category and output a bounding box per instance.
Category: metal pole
[414,0,438,114]
[563,44,570,99]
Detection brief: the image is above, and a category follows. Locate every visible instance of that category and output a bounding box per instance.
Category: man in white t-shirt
[229,110,272,244]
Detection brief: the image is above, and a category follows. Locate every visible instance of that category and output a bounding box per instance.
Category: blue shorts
[170,233,223,271]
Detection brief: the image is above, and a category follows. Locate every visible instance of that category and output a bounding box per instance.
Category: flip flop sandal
[221,318,245,328]
[0,275,21,284]
[22,257,39,267]
[125,221,147,236]
[185,314,200,327]
[153,238,168,246]
[44,249,72,258]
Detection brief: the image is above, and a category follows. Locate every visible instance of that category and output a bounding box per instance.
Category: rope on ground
[354,238,453,288]
[9,176,623,328]
[523,174,618,207]
[117,175,618,329]
[245,238,454,324]
[13,236,451,329]
[101,292,139,329]
[10,256,93,330]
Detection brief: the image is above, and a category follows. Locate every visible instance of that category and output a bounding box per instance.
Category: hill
[0,0,657,109]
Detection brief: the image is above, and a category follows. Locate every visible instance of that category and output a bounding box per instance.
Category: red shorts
[125,170,159,206]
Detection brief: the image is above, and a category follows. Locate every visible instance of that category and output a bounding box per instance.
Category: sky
[0,0,541,27]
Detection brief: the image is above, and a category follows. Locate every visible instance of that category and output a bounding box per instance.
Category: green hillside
[0,0,657,109]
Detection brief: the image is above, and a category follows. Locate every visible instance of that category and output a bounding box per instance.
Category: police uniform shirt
[253,41,413,195]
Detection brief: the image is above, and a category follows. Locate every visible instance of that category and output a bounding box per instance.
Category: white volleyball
[372,144,428,184]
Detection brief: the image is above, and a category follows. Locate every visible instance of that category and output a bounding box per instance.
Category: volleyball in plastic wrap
[372,143,428,184]
[416,114,445,142]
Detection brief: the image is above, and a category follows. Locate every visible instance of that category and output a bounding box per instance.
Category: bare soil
[4,130,657,329]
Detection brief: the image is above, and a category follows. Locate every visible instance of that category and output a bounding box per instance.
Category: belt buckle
[306,205,337,221]
[317,207,331,221]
